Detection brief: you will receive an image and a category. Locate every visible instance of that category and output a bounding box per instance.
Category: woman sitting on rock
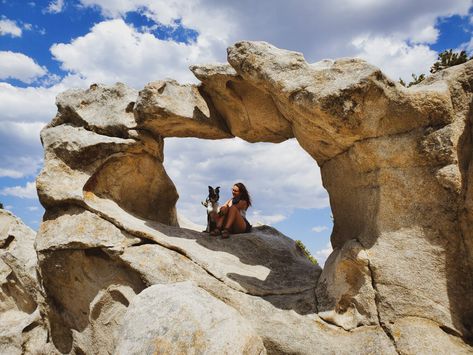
[210,182,252,238]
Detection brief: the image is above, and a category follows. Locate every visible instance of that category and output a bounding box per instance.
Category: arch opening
[163,136,333,266]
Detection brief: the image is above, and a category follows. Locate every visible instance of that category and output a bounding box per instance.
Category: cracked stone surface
[3,40,471,353]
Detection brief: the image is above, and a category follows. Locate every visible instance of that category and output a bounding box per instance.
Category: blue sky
[1,0,472,264]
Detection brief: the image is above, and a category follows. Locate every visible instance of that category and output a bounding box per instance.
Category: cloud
[0,181,38,199]
[0,121,46,144]
[45,0,65,14]
[459,37,473,54]
[351,35,438,82]
[164,137,329,225]
[66,1,473,88]
[78,0,234,42]
[314,242,333,266]
[0,51,47,83]
[27,206,39,211]
[250,210,287,225]
[0,156,43,179]
[0,74,88,123]
[0,18,22,37]
[0,168,24,178]
[410,25,439,44]
[50,19,221,86]
[312,225,329,233]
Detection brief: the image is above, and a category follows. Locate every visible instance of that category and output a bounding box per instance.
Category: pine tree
[430,49,469,74]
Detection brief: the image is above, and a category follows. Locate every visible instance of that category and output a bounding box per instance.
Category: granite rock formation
[0,210,53,355]
[9,40,472,354]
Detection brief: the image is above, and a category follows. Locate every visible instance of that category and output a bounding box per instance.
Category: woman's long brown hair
[234,182,252,207]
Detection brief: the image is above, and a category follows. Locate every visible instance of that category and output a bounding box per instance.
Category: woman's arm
[218,199,232,215]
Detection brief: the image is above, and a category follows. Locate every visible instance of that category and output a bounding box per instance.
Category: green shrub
[400,49,472,88]
[295,240,318,265]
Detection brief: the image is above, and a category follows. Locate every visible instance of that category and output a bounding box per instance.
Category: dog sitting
[202,186,220,233]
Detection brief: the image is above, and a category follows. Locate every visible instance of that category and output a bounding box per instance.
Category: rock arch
[36,41,473,352]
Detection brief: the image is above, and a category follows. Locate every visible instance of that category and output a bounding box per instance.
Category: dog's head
[207,186,220,203]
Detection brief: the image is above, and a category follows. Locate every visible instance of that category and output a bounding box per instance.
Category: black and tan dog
[202,186,220,233]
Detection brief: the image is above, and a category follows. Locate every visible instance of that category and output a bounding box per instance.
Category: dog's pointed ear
[216,186,220,192]
[208,186,212,191]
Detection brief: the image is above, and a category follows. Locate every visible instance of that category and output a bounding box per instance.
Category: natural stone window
[32,41,473,353]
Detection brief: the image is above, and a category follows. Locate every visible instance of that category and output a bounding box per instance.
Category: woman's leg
[224,206,246,233]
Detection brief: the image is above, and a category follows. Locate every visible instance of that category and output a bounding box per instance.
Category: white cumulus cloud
[50,19,220,86]
[0,156,43,179]
[250,210,287,226]
[60,0,472,85]
[0,74,88,123]
[0,121,46,144]
[1,181,38,199]
[45,0,65,14]
[312,225,329,233]
[351,35,438,82]
[0,168,24,178]
[0,51,47,83]
[0,18,22,37]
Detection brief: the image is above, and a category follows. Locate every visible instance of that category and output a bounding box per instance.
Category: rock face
[16,40,473,353]
[0,210,51,355]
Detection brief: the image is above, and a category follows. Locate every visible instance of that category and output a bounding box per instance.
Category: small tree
[430,49,469,73]
[399,73,426,88]
[408,73,426,87]
[0,202,3,209]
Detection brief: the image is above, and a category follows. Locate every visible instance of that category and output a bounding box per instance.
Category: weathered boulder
[115,282,266,355]
[0,210,50,355]
[29,40,473,353]
[134,79,233,139]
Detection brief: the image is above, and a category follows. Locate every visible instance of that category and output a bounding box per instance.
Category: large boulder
[0,210,51,355]
[115,282,266,355]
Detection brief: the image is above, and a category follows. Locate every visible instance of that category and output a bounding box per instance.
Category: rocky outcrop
[37,83,179,226]
[24,41,473,353]
[0,210,52,355]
